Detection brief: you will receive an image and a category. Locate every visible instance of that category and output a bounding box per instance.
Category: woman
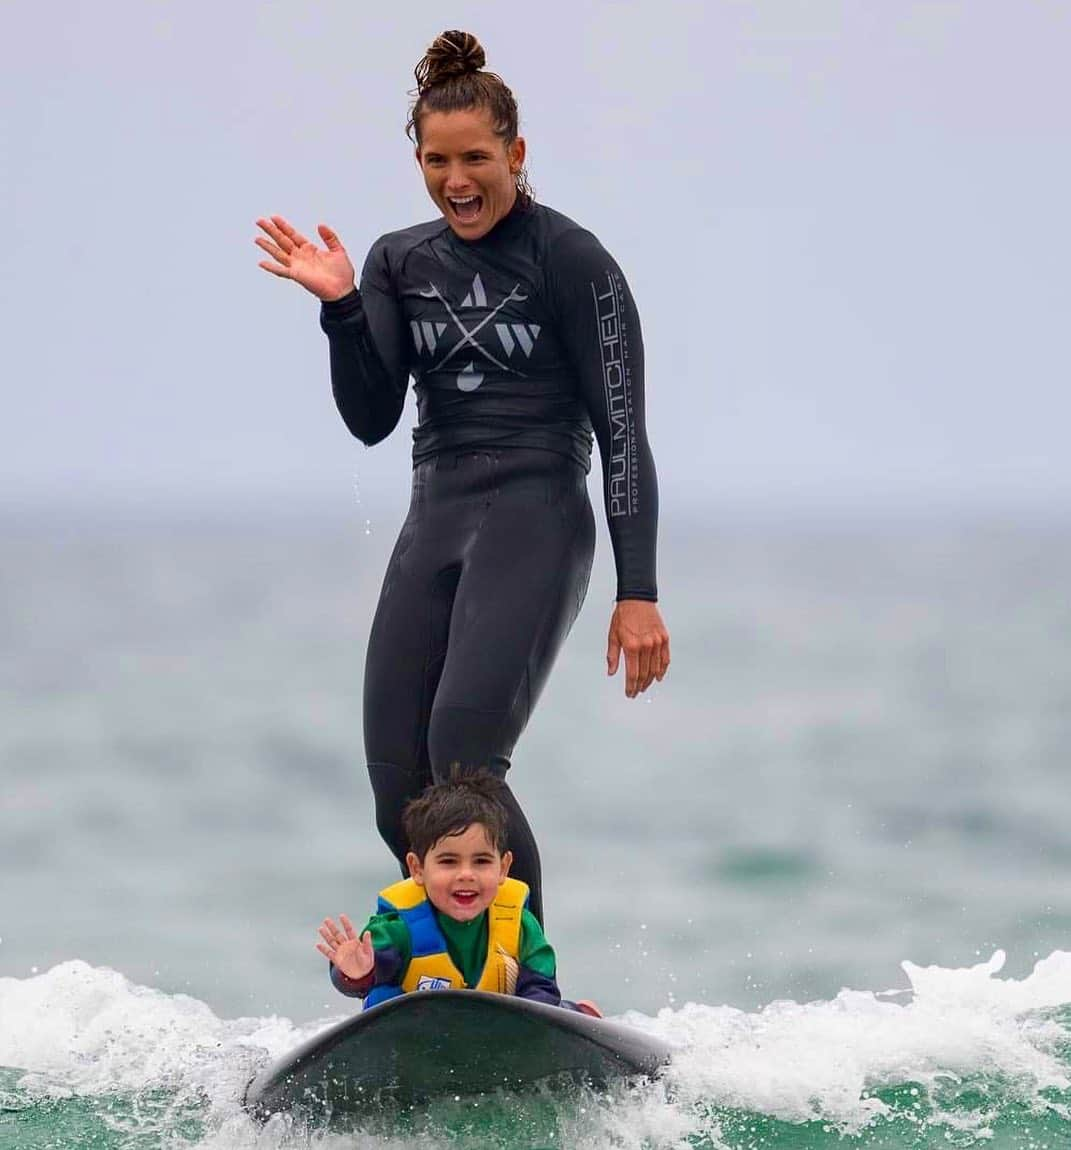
[255,30,669,924]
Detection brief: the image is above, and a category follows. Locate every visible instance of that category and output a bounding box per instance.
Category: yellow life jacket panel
[363,876,528,1009]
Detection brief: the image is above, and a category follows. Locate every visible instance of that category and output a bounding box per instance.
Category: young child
[316,773,599,1015]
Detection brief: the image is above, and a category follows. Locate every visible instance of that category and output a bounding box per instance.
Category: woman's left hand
[606,600,670,698]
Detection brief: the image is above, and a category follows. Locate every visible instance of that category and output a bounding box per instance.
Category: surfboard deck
[244,990,671,1119]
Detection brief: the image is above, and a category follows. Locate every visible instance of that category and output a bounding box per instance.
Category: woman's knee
[366,761,425,857]
[427,703,514,782]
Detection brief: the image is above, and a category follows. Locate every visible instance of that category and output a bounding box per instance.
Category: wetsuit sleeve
[328,911,412,998]
[546,228,659,601]
[318,239,410,446]
[515,909,563,1005]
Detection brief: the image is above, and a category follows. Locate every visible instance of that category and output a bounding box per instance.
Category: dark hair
[407,30,533,205]
[402,769,510,860]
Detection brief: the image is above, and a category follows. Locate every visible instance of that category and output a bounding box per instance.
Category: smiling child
[317,773,599,1014]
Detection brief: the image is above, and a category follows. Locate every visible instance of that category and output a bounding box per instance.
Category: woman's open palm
[255,215,356,302]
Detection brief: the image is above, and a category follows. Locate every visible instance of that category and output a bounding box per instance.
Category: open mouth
[448,195,483,224]
[452,890,479,907]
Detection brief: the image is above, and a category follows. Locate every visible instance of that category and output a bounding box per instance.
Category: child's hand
[316,914,375,981]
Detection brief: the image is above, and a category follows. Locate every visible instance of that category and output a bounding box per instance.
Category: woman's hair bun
[415,30,486,93]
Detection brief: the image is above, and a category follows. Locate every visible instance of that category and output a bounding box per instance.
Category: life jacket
[363,876,528,1009]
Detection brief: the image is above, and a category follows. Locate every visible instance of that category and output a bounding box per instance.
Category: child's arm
[515,909,565,1005]
[316,910,412,998]
[317,914,375,995]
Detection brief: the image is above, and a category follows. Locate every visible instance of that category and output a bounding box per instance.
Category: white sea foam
[631,947,1071,1134]
[2,951,1071,1148]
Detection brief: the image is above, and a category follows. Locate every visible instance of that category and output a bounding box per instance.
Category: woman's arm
[546,228,670,696]
[547,228,658,600]
[255,216,408,445]
[319,240,410,445]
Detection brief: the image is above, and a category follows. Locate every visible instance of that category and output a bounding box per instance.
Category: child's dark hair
[402,769,509,860]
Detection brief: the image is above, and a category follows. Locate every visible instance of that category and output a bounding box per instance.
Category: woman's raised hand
[255,215,356,302]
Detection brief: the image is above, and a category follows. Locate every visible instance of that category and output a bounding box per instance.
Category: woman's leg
[426,455,596,924]
[362,495,461,872]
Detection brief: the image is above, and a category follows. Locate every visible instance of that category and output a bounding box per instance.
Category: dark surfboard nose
[243,989,671,1124]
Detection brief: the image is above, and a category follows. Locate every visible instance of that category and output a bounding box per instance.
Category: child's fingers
[315,942,334,960]
[340,913,358,939]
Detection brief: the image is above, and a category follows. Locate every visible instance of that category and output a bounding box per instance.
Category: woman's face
[417,108,526,241]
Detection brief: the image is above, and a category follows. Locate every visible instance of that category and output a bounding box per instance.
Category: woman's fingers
[642,635,669,690]
[256,216,293,253]
[340,913,358,940]
[254,235,289,265]
[315,942,334,960]
[637,642,653,694]
[318,223,343,251]
[625,632,670,694]
[271,214,310,249]
[606,629,621,675]
[656,636,671,680]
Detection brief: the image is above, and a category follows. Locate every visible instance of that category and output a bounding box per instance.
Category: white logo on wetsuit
[414,274,541,392]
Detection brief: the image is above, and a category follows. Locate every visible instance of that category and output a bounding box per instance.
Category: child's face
[406,822,512,923]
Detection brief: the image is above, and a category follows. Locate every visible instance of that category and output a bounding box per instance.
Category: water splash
[3,953,1071,1148]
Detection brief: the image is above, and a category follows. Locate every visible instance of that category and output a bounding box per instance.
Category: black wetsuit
[320,200,658,924]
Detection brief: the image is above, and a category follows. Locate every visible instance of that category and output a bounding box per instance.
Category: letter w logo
[495,323,541,358]
[410,321,447,355]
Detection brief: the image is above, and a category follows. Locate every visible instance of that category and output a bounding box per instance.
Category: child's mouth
[452,890,478,906]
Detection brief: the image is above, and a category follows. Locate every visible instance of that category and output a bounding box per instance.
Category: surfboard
[244,990,671,1120]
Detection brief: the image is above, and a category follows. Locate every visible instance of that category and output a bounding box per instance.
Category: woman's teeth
[449,195,482,221]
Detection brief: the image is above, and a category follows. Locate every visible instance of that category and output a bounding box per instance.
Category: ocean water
[4,503,1071,1148]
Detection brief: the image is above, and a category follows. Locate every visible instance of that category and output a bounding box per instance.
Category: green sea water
[5,953,1071,1149]
[4,511,1071,1147]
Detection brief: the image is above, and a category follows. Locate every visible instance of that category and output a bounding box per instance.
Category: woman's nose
[445,164,471,191]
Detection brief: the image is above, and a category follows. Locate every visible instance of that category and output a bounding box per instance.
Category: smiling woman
[254,29,669,927]
[407,30,532,238]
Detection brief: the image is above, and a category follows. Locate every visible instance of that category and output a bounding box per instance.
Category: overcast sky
[2,1,1068,517]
